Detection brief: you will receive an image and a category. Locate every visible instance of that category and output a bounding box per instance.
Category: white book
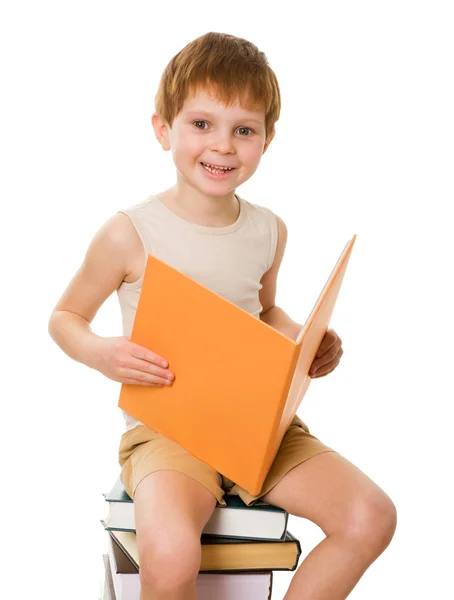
[103,478,288,541]
[105,534,274,600]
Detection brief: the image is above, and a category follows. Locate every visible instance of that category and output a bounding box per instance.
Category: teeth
[202,162,234,173]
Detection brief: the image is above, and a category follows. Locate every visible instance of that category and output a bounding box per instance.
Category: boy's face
[152,87,274,198]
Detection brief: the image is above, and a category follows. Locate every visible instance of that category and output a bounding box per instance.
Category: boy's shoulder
[101,210,143,248]
[243,197,285,231]
[93,211,144,282]
[240,196,278,221]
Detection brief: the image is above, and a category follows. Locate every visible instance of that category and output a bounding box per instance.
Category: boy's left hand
[308,328,343,378]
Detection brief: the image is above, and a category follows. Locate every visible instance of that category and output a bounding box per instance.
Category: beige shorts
[118,414,335,507]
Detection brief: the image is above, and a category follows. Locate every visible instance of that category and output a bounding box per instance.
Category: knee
[138,530,201,591]
[344,491,397,557]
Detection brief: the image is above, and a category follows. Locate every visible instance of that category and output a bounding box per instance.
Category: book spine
[268,571,273,600]
[290,537,302,571]
[256,344,302,488]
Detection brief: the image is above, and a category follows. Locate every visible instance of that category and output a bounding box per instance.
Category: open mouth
[200,162,236,177]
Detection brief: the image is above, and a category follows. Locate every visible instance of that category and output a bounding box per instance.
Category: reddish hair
[154,32,281,140]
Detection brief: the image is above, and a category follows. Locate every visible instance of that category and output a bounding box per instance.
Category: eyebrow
[185,111,264,125]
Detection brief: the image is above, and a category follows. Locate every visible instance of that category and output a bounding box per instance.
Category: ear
[151,112,171,151]
[262,130,275,155]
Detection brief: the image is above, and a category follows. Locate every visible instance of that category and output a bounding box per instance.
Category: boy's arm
[259,214,302,341]
[259,214,343,377]
[48,213,141,369]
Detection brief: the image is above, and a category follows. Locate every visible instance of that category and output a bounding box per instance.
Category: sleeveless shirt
[116,193,278,431]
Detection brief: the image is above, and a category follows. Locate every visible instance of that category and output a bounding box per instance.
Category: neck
[157,186,240,228]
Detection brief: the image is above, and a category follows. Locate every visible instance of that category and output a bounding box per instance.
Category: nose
[210,129,236,155]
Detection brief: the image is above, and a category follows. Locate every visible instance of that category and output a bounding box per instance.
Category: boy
[48,32,396,600]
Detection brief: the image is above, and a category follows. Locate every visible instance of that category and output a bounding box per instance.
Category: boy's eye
[237,127,254,136]
[192,120,254,136]
[193,120,209,130]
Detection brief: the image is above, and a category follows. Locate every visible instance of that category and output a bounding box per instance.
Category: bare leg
[260,452,397,599]
[133,470,218,600]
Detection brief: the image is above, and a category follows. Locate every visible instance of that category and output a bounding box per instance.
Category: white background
[2,1,453,598]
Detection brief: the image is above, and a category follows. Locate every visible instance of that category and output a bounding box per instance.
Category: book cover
[110,533,139,574]
[103,525,302,573]
[102,553,117,600]
[118,235,356,495]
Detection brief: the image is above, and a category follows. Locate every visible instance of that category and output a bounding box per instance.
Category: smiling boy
[48,32,396,600]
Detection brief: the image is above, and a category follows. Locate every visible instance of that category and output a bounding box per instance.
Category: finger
[312,343,341,372]
[311,347,343,377]
[315,329,336,358]
[128,356,174,380]
[122,367,173,386]
[131,344,169,368]
[122,378,163,386]
[312,352,342,378]
[315,329,338,358]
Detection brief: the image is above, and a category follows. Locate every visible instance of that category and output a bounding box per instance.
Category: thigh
[118,424,227,507]
[260,451,396,539]
[134,469,218,542]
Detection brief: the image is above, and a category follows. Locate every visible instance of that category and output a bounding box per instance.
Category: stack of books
[100,477,302,599]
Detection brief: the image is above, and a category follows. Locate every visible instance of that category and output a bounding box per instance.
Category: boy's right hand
[94,336,175,386]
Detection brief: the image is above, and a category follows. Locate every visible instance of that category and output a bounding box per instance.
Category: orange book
[118,235,356,495]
